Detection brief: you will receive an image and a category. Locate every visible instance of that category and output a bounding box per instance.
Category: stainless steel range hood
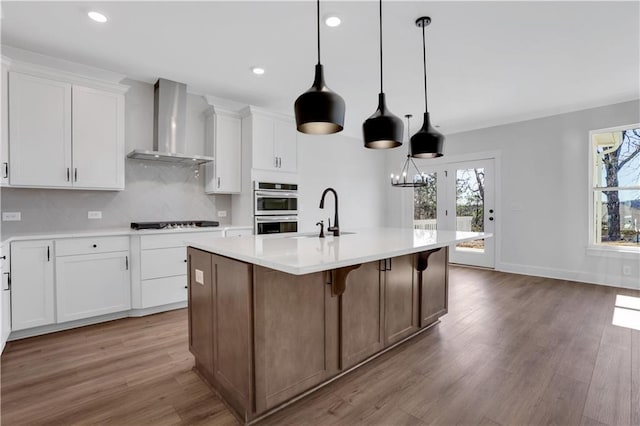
[127,78,214,165]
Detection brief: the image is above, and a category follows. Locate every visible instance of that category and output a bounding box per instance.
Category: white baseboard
[6,302,188,343]
[497,262,640,290]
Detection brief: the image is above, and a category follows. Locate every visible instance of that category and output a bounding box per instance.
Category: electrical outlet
[88,211,102,219]
[217,210,227,218]
[622,265,632,276]
[2,212,21,221]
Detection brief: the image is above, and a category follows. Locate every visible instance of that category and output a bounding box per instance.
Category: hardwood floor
[2,267,639,425]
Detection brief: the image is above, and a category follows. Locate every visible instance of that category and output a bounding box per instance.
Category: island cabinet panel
[340,261,385,369]
[188,249,214,378]
[253,267,338,413]
[384,255,420,345]
[419,247,449,327]
[211,254,254,419]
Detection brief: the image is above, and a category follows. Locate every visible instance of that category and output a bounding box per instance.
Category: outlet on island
[2,212,21,221]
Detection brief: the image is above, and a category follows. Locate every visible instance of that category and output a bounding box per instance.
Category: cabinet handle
[2,162,7,178]
[125,256,129,270]
[184,259,187,263]
[278,157,281,168]
[47,246,50,262]
[74,168,78,182]
[92,244,97,248]
[184,285,188,289]
[3,272,10,291]
[388,258,392,271]
[217,177,221,188]
[274,157,277,168]
[66,168,70,182]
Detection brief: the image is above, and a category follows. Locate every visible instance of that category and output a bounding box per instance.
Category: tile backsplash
[0,160,231,238]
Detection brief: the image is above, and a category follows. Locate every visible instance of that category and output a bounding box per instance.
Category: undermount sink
[287,231,356,239]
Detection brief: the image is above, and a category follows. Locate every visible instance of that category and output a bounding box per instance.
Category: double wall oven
[254,182,298,235]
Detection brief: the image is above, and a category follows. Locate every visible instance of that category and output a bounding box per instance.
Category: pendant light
[294,0,345,135]
[410,16,444,158]
[391,115,429,187]
[363,0,403,149]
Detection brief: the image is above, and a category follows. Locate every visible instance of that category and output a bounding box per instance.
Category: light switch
[88,211,102,219]
[218,210,227,218]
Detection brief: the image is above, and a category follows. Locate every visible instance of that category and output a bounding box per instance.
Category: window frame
[587,123,640,256]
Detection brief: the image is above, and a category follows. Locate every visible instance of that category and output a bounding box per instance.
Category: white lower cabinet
[10,240,55,331]
[132,230,223,309]
[55,251,131,323]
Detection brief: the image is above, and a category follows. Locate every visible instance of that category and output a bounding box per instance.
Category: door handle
[74,168,78,182]
[67,168,70,182]
[2,162,7,178]
[125,256,129,270]
[217,177,221,188]
[47,246,50,262]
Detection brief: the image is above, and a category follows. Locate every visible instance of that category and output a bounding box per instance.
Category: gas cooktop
[130,221,220,230]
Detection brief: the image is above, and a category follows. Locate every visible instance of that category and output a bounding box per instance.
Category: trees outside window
[592,126,640,247]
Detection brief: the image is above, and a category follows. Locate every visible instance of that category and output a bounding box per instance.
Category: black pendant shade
[410,16,444,158]
[295,64,345,134]
[363,0,403,149]
[363,93,403,149]
[294,0,345,135]
[411,112,444,158]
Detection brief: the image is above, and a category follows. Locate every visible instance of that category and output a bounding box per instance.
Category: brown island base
[187,245,450,424]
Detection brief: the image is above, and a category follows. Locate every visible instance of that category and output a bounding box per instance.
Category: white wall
[386,100,640,289]
[297,132,387,233]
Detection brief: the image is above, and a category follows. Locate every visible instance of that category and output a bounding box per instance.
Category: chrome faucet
[319,188,340,237]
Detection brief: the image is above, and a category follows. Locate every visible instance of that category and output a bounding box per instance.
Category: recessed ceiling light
[88,11,108,23]
[325,16,341,27]
[251,67,265,75]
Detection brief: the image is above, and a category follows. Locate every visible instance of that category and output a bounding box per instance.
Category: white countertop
[188,228,490,275]
[1,225,253,245]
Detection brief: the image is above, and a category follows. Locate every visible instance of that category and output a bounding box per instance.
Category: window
[590,124,640,250]
[414,172,437,230]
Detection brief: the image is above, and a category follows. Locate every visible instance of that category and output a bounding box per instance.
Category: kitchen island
[186,228,487,423]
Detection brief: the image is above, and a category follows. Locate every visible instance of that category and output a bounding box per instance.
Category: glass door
[414,158,496,268]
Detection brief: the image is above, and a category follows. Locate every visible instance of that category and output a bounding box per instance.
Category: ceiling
[2,1,639,139]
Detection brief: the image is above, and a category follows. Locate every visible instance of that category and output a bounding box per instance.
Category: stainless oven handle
[255,191,298,198]
[255,216,298,222]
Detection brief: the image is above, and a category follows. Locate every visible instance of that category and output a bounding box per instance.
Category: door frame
[402,150,502,269]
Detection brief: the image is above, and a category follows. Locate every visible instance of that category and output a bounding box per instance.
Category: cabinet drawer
[141,247,187,280]
[140,231,222,250]
[141,276,188,308]
[56,236,129,256]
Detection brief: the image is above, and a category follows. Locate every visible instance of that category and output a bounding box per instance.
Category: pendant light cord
[379,0,383,93]
[422,23,428,111]
[317,0,321,64]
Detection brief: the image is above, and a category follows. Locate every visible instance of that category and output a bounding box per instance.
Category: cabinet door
[385,255,420,345]
[8,72,72,187]
[11,240,55,330]
[340,261,385,369]
[1,66,9,186]
[72,85,125,189]
[254,266,337,413]
[274,119,297,173]
[251,114,276,171]
[419,247,449,327]
[188,248,214,377]
[213,113,241,193]
[56,251,131,322]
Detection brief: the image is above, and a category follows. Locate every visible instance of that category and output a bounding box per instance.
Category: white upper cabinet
[244,107,297,173]
[72,85,125,190]
[5,69,127,190]
[8,72,72,187]
[205,107,242,194]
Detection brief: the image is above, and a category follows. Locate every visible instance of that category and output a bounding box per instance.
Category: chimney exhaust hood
[127,78,214,165]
